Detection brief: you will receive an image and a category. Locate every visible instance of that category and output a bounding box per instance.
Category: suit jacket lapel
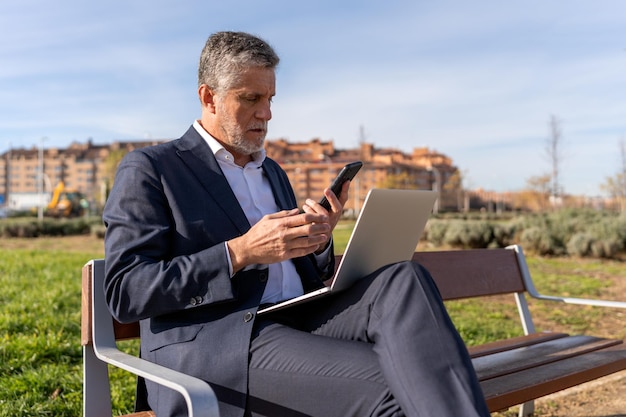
[262,160,293,211]
[174,127,251,234]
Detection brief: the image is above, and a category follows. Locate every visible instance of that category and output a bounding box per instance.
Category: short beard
[218,103,266,156]
[229,128,265,156]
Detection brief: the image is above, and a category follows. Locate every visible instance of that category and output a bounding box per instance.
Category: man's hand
[301,180,351,252]
[227,209,331,273]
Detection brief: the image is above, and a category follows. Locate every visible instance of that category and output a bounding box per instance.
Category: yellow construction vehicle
[46,181,88,217]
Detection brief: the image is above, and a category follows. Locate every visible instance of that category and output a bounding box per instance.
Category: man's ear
[198,84,217,113]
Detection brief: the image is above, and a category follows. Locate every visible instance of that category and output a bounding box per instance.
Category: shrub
[442,220,494,249]
[463,221,494,248]
[492,222,517,247]
[566,233,594,257]
[424,219,448,247]
[572,216,626,259]
[442,220,465,247]
[520,226,563,256]
[590,239,622,259]
[0,218,93,238]
[0,221,39,238]
[418,209,626,259]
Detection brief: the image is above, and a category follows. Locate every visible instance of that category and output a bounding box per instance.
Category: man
[103,31,490,417]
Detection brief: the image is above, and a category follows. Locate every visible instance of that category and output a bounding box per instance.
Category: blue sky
[1,1,625,196]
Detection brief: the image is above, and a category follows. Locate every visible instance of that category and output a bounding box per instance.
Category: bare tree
[600,138,626,212]
[523,174,552,211]
[546,115,565,204]
[102,148,128,204]
[443,169,466,212]
[619,138,626,197]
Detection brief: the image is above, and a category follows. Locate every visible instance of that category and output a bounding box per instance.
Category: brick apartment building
[0,140,163,210]
[0,138,458,213]
[266,139,457,214]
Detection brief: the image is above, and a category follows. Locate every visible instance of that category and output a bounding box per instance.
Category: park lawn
[1,232,624,416]
[1,247,97,416]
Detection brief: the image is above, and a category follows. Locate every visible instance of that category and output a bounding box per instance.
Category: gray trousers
[247,261,490,417]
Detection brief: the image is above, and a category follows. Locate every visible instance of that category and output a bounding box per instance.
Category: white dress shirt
[194,121,327,304]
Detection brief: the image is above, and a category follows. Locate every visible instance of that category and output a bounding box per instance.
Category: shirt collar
[193,120,266,167]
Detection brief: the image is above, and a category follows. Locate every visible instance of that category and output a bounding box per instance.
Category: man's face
[213,67,275,156]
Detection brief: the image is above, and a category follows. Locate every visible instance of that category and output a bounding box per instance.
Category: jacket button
[190,296,203,306]
[259,271,268,283]
[244,312,254,322]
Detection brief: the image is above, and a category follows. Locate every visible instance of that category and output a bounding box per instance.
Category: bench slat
[473,335,623,381]
[481,343,626,412]
[468,332,569,358]
[412,249,526,300]
[81,262,94,345]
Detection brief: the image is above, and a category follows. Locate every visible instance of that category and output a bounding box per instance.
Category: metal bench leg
[83,344,113,417]
[518,400,535,417]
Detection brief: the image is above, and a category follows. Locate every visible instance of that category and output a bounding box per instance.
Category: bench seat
[469,332,626,411]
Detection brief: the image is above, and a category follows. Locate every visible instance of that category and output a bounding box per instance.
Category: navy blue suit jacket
[103,126,334,417]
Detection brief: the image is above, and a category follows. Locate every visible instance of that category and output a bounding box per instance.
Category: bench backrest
[81,261,139,345]
[81,246,530,345]
[412,247,526,300]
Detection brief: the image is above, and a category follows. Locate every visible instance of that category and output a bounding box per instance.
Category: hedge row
[0,218,97,238]
[3,209,626,259]
[424,209,626,259]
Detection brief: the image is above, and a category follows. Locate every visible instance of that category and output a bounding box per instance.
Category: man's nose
[256,101,272,121]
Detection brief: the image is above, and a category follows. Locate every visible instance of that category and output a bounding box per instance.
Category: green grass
[331,220,355,254]
[0,249,98,416]
[1,228,624,415]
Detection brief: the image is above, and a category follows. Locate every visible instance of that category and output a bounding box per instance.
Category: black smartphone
[318,161,363,210]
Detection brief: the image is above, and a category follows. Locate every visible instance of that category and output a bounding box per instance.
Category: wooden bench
[82,245,626,416]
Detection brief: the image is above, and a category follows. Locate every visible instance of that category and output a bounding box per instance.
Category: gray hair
[198,31,280,92]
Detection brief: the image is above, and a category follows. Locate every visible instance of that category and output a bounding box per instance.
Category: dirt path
[531,371,626,416]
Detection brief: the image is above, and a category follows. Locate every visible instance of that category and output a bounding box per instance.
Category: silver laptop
[257,188,438,315]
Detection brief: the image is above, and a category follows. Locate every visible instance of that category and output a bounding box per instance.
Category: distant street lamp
[4,141,11,209]
[37,137,47,221]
